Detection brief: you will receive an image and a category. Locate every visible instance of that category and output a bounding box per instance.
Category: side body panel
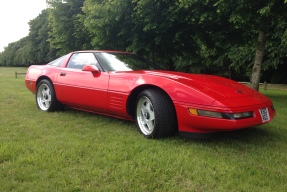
[54,68,109,113]
[25,65,62,94]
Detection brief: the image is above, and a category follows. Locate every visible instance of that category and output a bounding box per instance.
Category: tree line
[0,0,287,89]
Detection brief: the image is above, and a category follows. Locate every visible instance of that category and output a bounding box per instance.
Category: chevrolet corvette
[25,50,276,138]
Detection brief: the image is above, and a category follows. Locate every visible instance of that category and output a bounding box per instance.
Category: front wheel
[136,88,177,139]
[36,79,64,112]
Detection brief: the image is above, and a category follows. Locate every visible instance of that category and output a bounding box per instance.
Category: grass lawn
[0,67,286,191]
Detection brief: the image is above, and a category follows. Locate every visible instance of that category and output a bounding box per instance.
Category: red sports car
[25,50,275,139]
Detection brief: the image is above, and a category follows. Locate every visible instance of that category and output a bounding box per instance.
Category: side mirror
[82,65,100,73]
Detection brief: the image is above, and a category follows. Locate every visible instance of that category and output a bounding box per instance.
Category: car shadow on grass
[60,107,285,147]
[177,126,285,147]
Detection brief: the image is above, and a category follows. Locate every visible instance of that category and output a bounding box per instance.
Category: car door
[55,52,109,112]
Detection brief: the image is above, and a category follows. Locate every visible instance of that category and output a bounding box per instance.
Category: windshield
[95,52,162,71]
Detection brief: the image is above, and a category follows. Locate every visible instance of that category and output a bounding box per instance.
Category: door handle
[60,72,66,76]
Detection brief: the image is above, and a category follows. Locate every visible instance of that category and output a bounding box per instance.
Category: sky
[0,0,47,52]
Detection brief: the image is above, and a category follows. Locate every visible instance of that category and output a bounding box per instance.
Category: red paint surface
[25,51,276,134]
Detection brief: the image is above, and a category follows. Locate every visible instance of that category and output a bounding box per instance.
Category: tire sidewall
[36,79,57,112]
[136,88,176,139]
[136,91,157,138]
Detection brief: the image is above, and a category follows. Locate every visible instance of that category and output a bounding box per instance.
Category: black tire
[136,88,177,139]
[36,79,64,112]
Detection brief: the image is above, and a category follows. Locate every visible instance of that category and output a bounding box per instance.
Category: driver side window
[67,53,99,70]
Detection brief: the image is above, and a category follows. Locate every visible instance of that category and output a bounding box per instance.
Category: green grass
[1,67,287,192]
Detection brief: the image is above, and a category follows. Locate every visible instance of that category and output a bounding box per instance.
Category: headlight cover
[197,110,223,118]
[189,108,253,120]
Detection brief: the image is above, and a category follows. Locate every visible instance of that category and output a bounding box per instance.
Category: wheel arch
[36,76,53,87]
[126,84,176,120]
[35,76,64,111]
[36,76,61,101]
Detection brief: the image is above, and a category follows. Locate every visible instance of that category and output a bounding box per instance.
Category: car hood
[144,70,255,99]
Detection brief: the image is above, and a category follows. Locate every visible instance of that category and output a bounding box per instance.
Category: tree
[83,0,202,69]
[83,0,134,50]
[28,9,56,63]
[214,0,287,90]
[1,0,287,85]
[47,0,93,56]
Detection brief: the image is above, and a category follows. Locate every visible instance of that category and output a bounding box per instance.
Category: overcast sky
[0,0,47,52]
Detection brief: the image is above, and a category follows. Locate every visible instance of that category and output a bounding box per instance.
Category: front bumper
[174,100,276,134]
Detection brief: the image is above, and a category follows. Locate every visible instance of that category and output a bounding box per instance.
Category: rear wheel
[36,79,64,112]
[136,88,177,139]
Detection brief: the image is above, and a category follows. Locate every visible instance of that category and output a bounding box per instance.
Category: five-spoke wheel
[36,79,64,112]
[136,96,156,136]
[136,88,177,139]
[37,82,52,110]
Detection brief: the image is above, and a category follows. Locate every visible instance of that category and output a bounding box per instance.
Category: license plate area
[259,108,270,123]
